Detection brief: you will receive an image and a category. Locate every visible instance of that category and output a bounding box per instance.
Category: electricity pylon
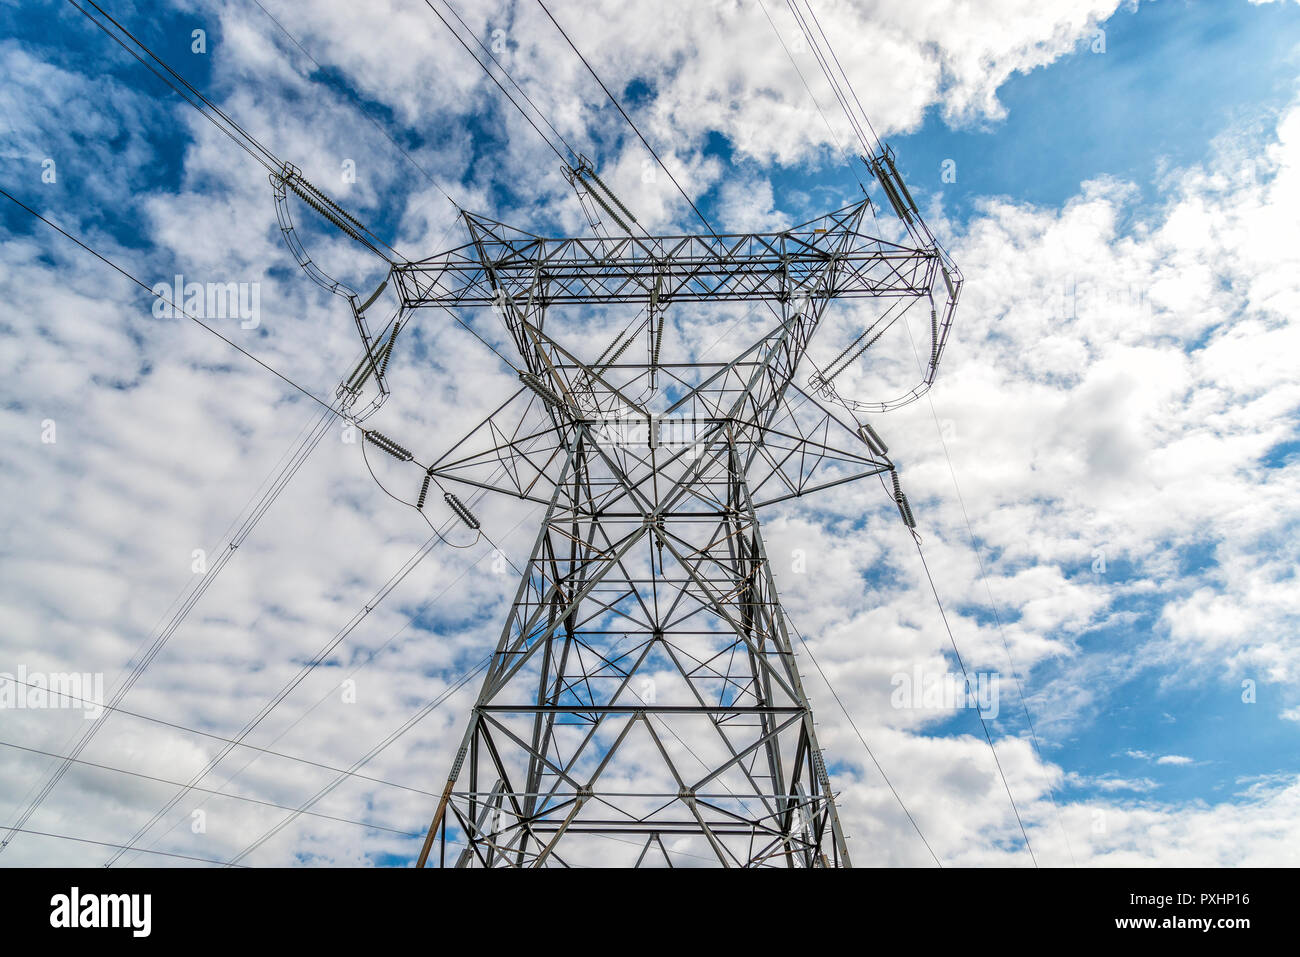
[378,154,961,867]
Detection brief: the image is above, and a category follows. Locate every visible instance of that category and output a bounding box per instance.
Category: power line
[418,0,572,166]
[16,172,529,866]
[0,186,359,854]
[4,409,336,854]
[783,0,883,157]
[753,0,855,162]
[78,0,530,378]
[534,0,715,236]
[786,616,943,866]
[909,512,1040,868]
[116,498,539,866]
[0,824,249,866]
[932,448,1079,866]
[10,3,526,864]
[0,739,421,838]
[898,311,1079,866]
[100,519,461,865]
[0,188,343,417]
[24,0,973,869]
[757,0,1035,865]
[0,197,452,859]
[30,2,477,859]
[784,3,870,155]
[225,655,490,865]
[438,0,579,161]
[109,512,524,865]
[0,298,410,849]
[101,424,538,865]
[68,0,400,263]
[244,0,463,219]
[799,0,884,151]
[0,404,319,829]
[67,0,277,170]
[0,673,439,797]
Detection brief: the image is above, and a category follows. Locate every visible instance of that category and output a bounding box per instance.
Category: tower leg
[416,426,849,867]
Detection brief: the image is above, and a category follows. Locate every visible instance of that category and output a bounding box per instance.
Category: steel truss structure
[387,187,961,867]
[17,0,972,872]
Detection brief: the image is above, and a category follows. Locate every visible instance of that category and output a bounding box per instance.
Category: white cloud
[2,0,1297,867]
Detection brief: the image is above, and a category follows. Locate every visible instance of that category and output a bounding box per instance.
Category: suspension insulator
[364,430,413,462]
[586,167,638,224]
[930,308,939,366]
[860,422,888,456]
[287,172,368,232]
[287,178,364,242]
[941,265,959,303]
[866,154,913,225]
[378,321,401,379]
[890,471,916,528]
[883,150,920,214]
[358,277,389,314]
[900,493,916,528]
[519,371,565,408]
[344,351,374,394]
[444,492,481,530]
[584,185,631,233]
[606,331,636,366]
[416,472,432,510]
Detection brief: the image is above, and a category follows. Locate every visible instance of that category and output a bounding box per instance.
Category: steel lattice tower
[379,159,960,867]
[0,1,968,871]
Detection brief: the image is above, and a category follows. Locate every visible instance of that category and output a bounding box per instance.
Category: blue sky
[2,0,1299,867]
[897,0,1300,211]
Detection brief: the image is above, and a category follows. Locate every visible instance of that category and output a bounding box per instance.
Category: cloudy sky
[1,0,1298,867]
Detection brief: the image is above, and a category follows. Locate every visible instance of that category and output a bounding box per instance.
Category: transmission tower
[353,147,960,868]
[16,0,968,870]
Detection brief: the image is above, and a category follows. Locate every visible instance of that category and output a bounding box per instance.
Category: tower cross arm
[391,200,940,309]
